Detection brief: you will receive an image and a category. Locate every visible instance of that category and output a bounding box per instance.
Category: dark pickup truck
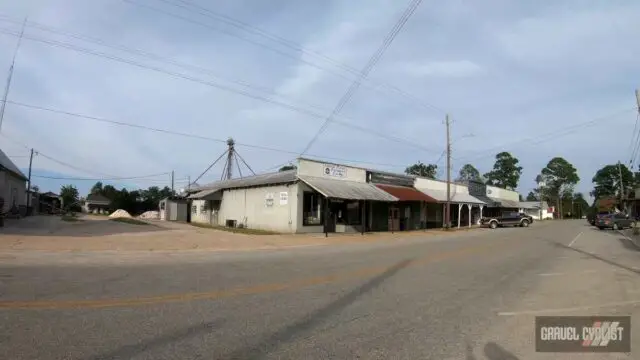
[480,212,533,229]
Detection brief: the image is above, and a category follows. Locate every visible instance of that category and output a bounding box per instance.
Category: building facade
[0,149,28,214]
[184,158,528,233]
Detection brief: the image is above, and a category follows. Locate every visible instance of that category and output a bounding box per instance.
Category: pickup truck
[480,212,533,229]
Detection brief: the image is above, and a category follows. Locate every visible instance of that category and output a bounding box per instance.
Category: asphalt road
[2,220,640,359]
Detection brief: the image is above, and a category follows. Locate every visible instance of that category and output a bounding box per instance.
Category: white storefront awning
[298,175,398,201]
[416,188,486,204]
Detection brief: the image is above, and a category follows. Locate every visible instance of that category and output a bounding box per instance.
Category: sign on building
[279,191,288,205]
[265,193,274,207]
[323,164,347,178]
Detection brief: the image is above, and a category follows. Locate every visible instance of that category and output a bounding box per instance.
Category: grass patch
[109,217,149,225]
[61,215,82,222]
[190,222,279,235]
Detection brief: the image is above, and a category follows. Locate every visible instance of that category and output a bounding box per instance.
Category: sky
[0,0,639,199]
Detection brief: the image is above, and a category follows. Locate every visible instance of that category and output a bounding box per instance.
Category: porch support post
[457,204,462,228]
[480,205,484,223]
[468,204,472,228]
[361,200,365,235]
[324,197,328,238]
[442,203,446,228]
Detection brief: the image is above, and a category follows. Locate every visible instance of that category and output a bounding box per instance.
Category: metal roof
[473,194,500,207]
[416,188,486,204]
[375,184,437,202]
[190,170,297,192]
[298,175,398,201]
[495,198,521,208]
[0,148,27,181]
[188,188,221,199]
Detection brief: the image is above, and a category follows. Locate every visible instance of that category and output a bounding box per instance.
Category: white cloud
[399,60,484,78]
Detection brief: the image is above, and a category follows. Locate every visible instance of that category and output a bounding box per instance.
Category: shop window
[191,205,197,214]
[200,204,206,213]
[303,192,322,225]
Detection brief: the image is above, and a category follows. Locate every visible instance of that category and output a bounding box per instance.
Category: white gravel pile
[109,209,132,218]
[138,211,159,219]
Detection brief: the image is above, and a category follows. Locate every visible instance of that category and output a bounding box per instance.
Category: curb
[616,230,640,250]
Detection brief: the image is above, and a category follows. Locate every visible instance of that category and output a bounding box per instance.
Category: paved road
[1,220,640,359]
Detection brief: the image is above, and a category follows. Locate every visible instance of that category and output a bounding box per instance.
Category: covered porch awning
[375,184,437,202]
[298,175,398,201]
[187,188,222,200]
[416,188,485,205]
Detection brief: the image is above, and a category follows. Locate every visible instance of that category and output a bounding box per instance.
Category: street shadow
[617,237,640,252]
[465,342,520,360]
[224,258,414,360]
[87,320,224,360]
[0,215,165,237]
[550,241,640,276]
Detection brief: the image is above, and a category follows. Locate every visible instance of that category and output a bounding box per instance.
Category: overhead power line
[299,0,423,155]
[454,108,637,164]
[124,0,445,114]
[31,172,171,181]
[4,100,423,169]
[0,27,440,154]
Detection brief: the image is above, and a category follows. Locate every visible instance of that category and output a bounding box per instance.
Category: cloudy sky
[0,0,639,198]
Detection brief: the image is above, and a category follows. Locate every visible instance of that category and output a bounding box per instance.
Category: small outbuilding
[159,196,189,222]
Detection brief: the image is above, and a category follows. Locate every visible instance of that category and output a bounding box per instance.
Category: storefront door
[388,207,400,232]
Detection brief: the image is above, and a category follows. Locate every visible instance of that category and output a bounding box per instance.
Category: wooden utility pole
[26,148,34,208]
[187,176,191,191]
[618,161,624,211]
[171,170,175,194]
[445,114,451,229]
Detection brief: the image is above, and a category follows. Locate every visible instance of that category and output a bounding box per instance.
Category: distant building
[519,201,553,220]
[82,194,111,214]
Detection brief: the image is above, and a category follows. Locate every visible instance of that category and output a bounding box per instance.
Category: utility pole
[26,148,34,209]
[636,89,640,114]
[226,138,235,180]
[171,170,175,194]
[618,161,625,212]
[445,114,451,229]
[187,176,191,191]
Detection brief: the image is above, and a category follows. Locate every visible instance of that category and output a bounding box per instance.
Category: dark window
[160,202,165,210]
[346,201,361,225]
[303,192,322,226]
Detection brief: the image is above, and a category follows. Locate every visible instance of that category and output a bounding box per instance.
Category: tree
[525,191,538,201]
[90,181,103,195]
[279,165,297,172]
[30,185,39,193]
[591,164,634,200]
[519,194,524,201]
[483,152,523,189]
[60,185,80,212]
[540,157,580,219]
[405,162,437,179]
[457,164,481,181]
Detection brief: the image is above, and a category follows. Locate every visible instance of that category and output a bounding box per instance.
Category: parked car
[480,212,533,229]
[588,211,614,226]
[596,213,634,230]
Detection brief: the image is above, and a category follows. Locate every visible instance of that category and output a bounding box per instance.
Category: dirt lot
[0,215,477,252]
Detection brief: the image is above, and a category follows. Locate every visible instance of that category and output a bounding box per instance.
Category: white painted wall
[297,158,366,183]
[520,207,553,220]
[0,172,26,212]
[414,177,469,194]
[191,199,215,224]
[218,183,298,233]
[486,185,519,202]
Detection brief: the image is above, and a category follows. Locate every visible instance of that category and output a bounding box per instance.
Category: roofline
[0,165,28,181]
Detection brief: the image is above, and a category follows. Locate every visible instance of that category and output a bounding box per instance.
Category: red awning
[375,184,437,202]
